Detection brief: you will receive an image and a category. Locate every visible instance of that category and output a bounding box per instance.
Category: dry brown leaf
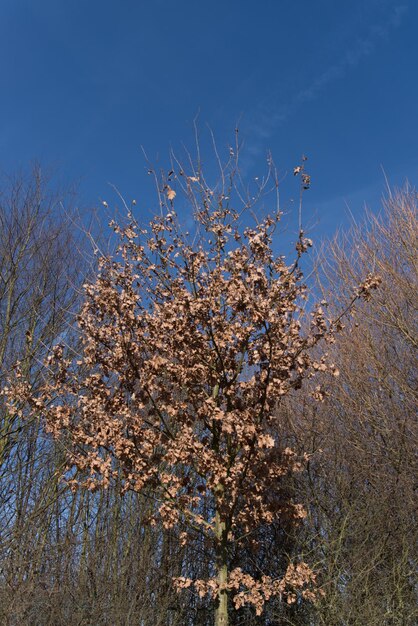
[166,186,176,201]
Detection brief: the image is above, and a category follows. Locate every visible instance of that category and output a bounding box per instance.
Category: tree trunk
[214,506,228,626]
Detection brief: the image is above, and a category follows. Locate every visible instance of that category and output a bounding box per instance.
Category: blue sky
[0,0,416,239]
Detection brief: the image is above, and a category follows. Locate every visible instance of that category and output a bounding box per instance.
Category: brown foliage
[3,153,379,623]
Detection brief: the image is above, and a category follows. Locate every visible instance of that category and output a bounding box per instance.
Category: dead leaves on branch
[2,155,381,618]
[165,185,176,202]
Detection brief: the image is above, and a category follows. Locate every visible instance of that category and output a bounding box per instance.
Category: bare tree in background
[0,166,82,620]
[289,187,417,625]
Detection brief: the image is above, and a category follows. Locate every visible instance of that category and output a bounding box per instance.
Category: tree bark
[214,506,228,626]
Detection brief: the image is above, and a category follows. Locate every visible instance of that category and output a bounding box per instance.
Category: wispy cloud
[293,3,407,106]
[241,3,408,169]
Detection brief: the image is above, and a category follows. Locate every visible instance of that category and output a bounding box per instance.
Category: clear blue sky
[1,0,416,238]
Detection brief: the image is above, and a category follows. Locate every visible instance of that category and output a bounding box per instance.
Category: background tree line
[0,164,416,625]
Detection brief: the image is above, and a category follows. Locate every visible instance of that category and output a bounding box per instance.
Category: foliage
[3,154,380,624]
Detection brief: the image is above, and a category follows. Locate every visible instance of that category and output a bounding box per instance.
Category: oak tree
[4,156,380,625]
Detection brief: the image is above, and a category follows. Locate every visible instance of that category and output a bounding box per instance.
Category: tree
[288,187,417,625]
[4,153,379,625]
[0,166,82,622]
